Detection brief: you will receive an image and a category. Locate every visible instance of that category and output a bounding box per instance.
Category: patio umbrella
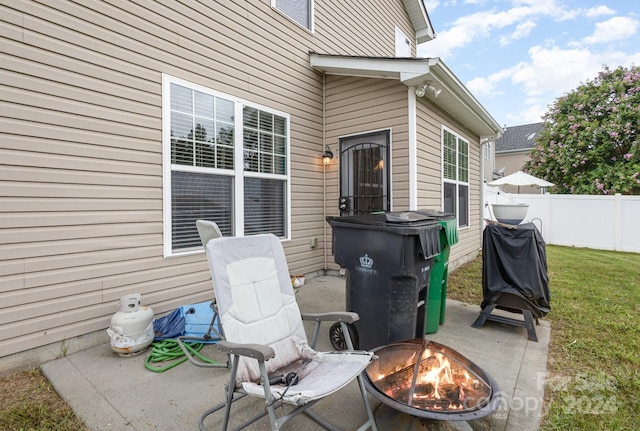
[488,171,554,193]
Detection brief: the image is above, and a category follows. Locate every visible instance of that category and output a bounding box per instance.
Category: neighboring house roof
[309,53,502,139]
[403,0,436,43]
[495,122,545,153]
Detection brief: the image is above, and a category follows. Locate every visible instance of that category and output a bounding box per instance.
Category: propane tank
[106,294,154,356]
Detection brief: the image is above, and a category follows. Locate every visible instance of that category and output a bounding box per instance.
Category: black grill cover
[482,223,550,318]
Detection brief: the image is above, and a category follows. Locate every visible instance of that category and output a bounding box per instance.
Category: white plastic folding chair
[176,220,226,367]
[199,233,377,431]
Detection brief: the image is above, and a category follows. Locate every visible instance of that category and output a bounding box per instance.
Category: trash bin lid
[326,212,441,260]
[415,209,455,220]
[327,212,435,226]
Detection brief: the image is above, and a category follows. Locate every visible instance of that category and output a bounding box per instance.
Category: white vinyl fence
[484,186,640,253]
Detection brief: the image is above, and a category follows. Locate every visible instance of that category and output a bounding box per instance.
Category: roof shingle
[495,122,544,152]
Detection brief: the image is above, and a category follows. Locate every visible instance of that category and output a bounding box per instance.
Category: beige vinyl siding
[415,99,483,267]
[415,100,444,205]
[322,75,411,268]
[1,0,416,360]
[314,0,414,57]
[482,142,495,182]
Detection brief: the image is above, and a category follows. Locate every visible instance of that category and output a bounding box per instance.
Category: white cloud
[499,20,537,46]
[419,0,640,125]
[473,44,640,99]
[466,68,515,97]
[423,1,441,12]
[420,9,527,58]
[580,16,639,45]
[506,102,547,124]
[472,44,640,125]
[418,0,581,59]
[511,45,600,97]
[584,6,615,18]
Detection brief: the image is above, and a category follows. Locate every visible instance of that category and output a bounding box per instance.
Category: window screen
[274,0,312,29]
[164,76,289,255]
[442,129,469,228]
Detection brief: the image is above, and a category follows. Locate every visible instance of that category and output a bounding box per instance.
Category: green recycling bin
[417,209,458,333]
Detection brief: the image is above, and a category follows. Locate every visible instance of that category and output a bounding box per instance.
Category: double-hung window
[484,141,492,161]
[162,75,290,256]
[442,128,469,228]
[272,0,313,31]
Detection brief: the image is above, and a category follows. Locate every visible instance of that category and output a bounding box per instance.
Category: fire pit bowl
[364,339,501,422]
[491,203,529,225]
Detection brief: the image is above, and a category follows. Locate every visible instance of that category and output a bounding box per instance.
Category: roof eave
[309,53,502,139]
[426,58,503,139]
[309,53,432,81]
[403,0,436,44]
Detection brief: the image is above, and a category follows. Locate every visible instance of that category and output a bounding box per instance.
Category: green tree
[525,65,640,195]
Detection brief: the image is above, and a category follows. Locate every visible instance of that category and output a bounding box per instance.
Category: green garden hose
[144,339,220,373]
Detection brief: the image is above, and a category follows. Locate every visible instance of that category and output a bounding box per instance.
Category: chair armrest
[301,311,360,324]
[216,340,275,362]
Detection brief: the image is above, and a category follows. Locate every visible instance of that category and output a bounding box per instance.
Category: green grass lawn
[0,368,88,431]
[447,245,640,431]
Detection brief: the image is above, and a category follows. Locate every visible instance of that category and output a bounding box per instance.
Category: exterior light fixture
[415,83,441,98]
[322,146,334,166]
[429,84,442,98]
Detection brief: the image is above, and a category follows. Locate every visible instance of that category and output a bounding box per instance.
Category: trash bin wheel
[329,322,359,350]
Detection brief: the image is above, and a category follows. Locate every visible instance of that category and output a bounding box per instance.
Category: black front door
[339,130,390,216]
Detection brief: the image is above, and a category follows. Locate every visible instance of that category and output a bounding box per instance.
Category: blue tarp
[153,301,220,343]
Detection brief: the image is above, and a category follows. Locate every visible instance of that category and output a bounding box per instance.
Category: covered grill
[472,222,550,341]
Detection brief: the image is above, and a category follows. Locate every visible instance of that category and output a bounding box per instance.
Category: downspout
[322,72,328,271]
[480,140,487,248]
[479,132,502,244]
[408,87,418,210]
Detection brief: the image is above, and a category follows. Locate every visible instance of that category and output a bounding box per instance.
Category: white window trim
[441,126,470,229]
[271,0,314,33]
[161,74,291,258]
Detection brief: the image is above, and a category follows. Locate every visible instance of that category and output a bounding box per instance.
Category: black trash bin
[326,212,441,350]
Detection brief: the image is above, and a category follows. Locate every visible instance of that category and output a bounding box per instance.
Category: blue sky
[418,0,640,128]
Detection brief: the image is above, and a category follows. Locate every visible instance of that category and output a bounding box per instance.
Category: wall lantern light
[322,146,334,166]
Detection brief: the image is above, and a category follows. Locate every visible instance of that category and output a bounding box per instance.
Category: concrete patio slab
[42,275,550,431]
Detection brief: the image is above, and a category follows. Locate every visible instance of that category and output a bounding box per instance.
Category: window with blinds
[272,0,313,30]
[163,75,290,255]
[442,128,469,228]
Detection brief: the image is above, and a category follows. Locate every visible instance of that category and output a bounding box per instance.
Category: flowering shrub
[524,66,640,195]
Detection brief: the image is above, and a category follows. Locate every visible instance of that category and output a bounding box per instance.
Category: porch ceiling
[309,52,503,140]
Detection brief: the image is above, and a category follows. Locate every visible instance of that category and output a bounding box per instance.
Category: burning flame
[377,351,418,381]
[412,351,471,409]
[376,348,487,412]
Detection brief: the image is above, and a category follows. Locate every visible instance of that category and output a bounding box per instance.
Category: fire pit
[364,339,501,429]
